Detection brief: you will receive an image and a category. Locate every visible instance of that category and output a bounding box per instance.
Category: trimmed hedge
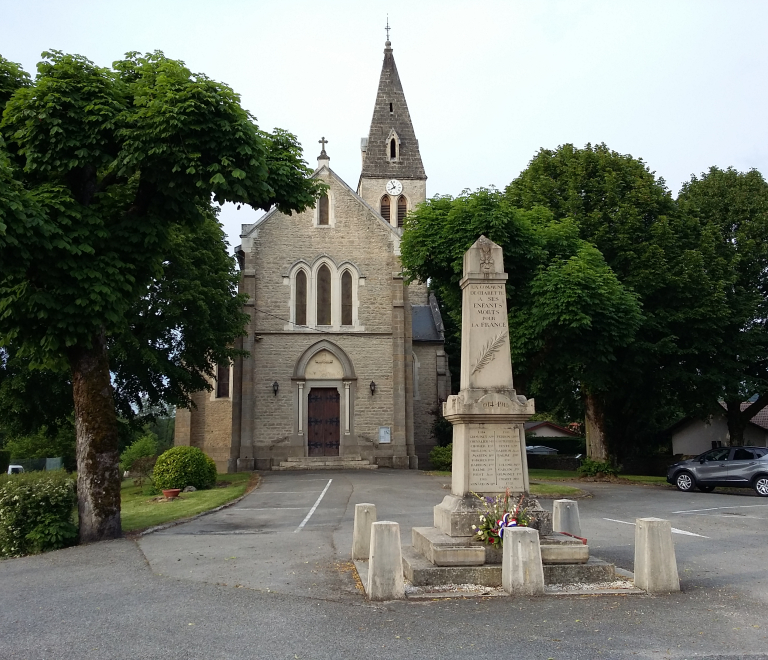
[0,470,78,557]
[152,446,217,491]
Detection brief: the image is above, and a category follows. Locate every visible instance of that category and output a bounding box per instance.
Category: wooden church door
[307,388,340,456]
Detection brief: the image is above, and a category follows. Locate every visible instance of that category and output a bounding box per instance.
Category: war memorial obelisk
[434,235,545,535]
[402,236,612,587]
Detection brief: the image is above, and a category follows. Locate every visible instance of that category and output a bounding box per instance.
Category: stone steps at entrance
[272,456,378,470]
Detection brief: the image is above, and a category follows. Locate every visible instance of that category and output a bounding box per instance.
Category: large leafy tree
[400,187,643,461]
[0,51,322,542]
[505,144,727,461]
[677,167,768,445]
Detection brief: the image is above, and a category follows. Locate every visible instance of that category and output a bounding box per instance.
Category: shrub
[577,458,620,477]
[131,456,157,487]
[429,443,453,471]
[120,433,158,473]
[0,470,78,557]
[152,446,217,491]
[429,405,453,447]
[0,450,9,474]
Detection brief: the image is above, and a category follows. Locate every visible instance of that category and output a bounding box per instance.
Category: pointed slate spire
[361,40,426,181]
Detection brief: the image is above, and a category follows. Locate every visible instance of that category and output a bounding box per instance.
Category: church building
[174,39,450,471]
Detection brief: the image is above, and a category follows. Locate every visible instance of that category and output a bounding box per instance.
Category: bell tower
[358,38,427,229]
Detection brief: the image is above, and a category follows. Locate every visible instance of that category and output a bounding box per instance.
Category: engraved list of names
[468,425,525,492]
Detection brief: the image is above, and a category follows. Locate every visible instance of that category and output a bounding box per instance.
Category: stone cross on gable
[318,136,328,157]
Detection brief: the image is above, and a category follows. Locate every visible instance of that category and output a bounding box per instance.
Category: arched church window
[380,195,390,222]
[390,138,397,160]
[216,364,230,398]
[397,195,407,227]
[318,194,329,225]
[295,270,307,326]
[341,271,352,326]
[317,264,332,325]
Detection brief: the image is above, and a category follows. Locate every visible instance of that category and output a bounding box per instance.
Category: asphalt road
[1,471,767,660]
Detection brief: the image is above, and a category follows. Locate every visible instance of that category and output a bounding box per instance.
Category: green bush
[152,446,217,491]
[0,450,9,474]
[429,443,453,471]
[577,458,620,477]
[0,470,78,557]
[120,433,158,473]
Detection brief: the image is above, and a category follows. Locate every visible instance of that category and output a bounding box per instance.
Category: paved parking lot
[4,471,768,659]
[138,470,768,604]
[138,470,449,599]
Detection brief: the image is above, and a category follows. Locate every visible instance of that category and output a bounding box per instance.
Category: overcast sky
[3,0,767,250]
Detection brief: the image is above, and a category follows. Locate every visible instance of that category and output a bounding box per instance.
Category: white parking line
[603,518,709,538]
[294,479,333,533]
[672,504,768,514]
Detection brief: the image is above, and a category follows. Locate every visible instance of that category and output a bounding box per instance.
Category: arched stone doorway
[293,341,357,457]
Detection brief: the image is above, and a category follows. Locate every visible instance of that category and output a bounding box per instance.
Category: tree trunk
[725,400,747,446]
[584,391,609,462]
[68,331,122,543]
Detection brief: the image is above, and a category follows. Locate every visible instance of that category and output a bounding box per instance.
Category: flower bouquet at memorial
[470,489,530,546]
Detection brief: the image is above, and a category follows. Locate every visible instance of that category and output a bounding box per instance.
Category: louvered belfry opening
[295,270,307,326]
[318,194,329,225]
[397,195,407,227]
[380,195,390,222]
[316,264,331,325]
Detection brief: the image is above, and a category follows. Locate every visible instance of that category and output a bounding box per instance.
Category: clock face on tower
[386,179,403,196]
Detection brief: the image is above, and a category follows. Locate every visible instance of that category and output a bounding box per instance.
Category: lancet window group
[291,260,358,329]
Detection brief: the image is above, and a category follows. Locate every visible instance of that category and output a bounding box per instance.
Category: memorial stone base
[401,494,616,588]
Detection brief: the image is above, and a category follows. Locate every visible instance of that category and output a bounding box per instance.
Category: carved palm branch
[471,331,507,375]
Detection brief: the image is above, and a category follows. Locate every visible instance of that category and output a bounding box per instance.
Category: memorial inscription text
[468,424,524,492]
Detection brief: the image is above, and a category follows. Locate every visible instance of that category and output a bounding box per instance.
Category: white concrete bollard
[352,503,377,560]
[502,527,545,596]
[367,521,405,601]
[553,499,582,537]
[634,517,680,593]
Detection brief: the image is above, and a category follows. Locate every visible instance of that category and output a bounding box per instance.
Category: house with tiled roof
[669,403,768,455]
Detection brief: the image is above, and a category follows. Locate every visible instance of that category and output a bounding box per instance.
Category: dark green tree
[505,144,727,461]
[0,51,322,542]
[677,167,768,445]
[400,187,643,461]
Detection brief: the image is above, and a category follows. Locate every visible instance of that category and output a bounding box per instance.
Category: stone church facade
[174,39,450,471]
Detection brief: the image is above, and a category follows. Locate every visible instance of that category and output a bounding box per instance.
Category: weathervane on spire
[385,15,390,41]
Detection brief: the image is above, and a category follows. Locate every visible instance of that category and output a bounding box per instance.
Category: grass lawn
[528,468,580,480]
[121,472,253,533]
[529,482,584,497]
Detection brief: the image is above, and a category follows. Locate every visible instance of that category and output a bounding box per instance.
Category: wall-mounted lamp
[369,381,376,395]
[272,381,279,397]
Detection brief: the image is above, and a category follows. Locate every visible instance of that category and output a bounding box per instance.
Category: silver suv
[667,446,768,496]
